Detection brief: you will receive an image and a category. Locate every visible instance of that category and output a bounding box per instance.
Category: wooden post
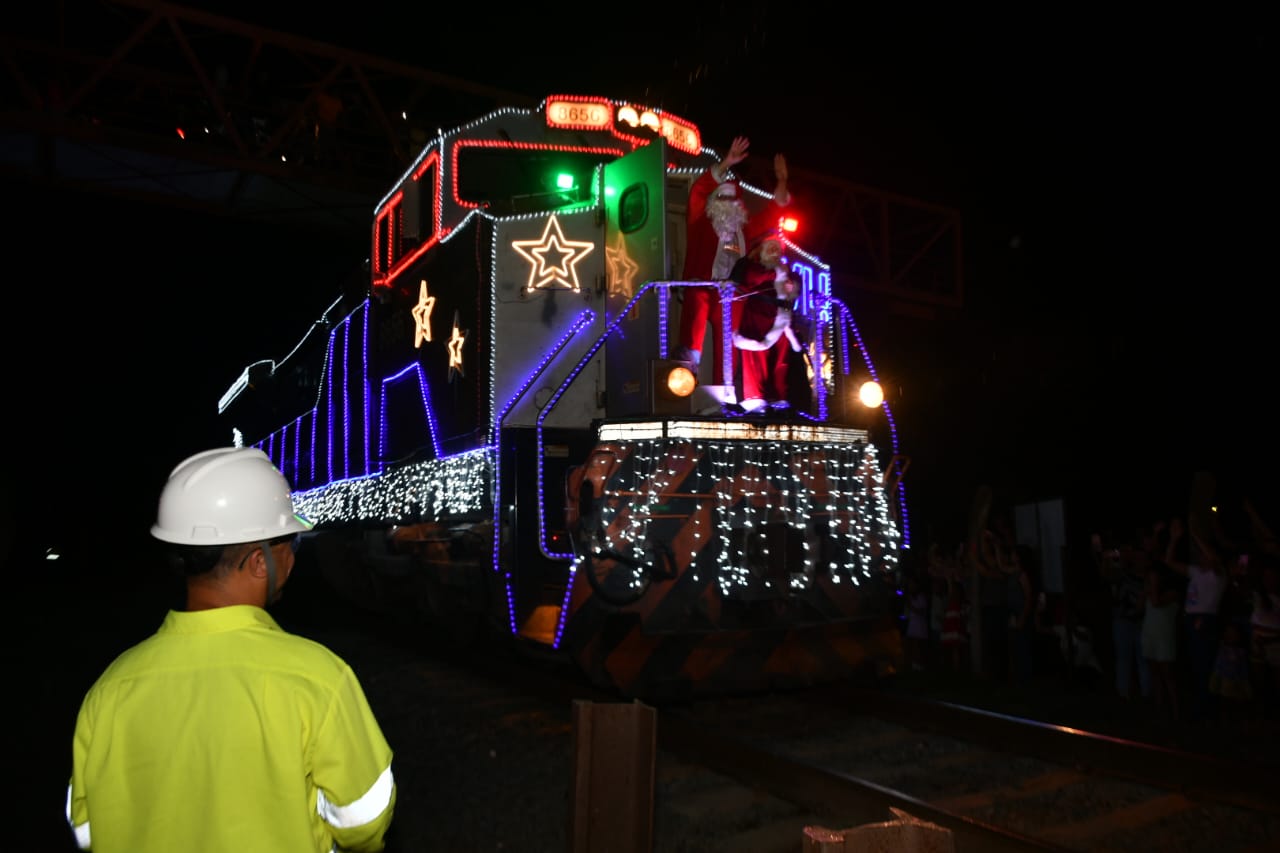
[569,700,656,853]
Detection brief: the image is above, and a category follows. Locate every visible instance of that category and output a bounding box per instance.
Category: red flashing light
[780,215,799,234]
[175,127,186,140]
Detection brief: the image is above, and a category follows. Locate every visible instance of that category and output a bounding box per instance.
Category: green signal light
[555,172,576,190]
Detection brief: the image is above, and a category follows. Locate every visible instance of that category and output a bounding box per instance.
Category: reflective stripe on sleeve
[316,765,394,829]
[65,784,91,850]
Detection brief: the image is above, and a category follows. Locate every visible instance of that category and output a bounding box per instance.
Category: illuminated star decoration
[411,280,436,348]
[447,310,469,380]
[606,231,639,301]
[511,213,595,292]
[606,231,642,320]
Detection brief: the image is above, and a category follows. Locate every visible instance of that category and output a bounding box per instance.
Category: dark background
[2,6,1275,850]
[5,6,1273,555]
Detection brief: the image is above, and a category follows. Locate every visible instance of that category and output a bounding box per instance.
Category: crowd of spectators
[899,487,1280,729]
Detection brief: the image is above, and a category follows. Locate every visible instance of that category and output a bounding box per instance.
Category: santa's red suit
[678,169,786,386]
[729,253,801,411]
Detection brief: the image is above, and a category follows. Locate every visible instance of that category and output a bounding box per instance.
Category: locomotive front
[223,94,909,698]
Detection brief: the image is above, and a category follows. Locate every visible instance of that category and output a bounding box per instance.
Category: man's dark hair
[163,544,227,577]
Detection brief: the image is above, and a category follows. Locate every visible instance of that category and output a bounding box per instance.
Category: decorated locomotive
[217,94,909,698]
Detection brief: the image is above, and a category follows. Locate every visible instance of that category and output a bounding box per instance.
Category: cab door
[601,139,669,418]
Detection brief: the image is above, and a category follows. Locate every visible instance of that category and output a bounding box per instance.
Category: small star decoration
[606,231,639,302]
[447,310,469,380]
[411,280,436,348]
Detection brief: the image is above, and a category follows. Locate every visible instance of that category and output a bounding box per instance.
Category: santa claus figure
[705,182,749,280]
[729,227,804,415]
[677,137,790,412]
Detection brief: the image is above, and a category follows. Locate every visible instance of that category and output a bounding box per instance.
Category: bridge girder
[1,0,961,308]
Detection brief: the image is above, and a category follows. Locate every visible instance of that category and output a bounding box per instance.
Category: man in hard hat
[66,447,396,853]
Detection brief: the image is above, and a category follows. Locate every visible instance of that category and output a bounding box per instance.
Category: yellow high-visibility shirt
[67,605,396,853]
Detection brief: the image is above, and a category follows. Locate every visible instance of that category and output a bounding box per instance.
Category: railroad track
[662,685,1280,852]
[286,592,1280,853]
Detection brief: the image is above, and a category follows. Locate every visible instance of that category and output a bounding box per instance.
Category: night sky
[3,7,1274,559]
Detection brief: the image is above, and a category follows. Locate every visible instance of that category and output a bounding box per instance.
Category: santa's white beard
[707,197,747,237]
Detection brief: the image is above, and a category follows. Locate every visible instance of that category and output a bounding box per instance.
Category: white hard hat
[151,447,313,546]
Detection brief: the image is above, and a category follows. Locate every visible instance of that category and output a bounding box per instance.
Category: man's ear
[244,546,268,580]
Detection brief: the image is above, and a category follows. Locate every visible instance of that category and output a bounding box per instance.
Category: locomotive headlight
[666,365,696,398]
[651,359,697,414]
[858,380,884,408]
